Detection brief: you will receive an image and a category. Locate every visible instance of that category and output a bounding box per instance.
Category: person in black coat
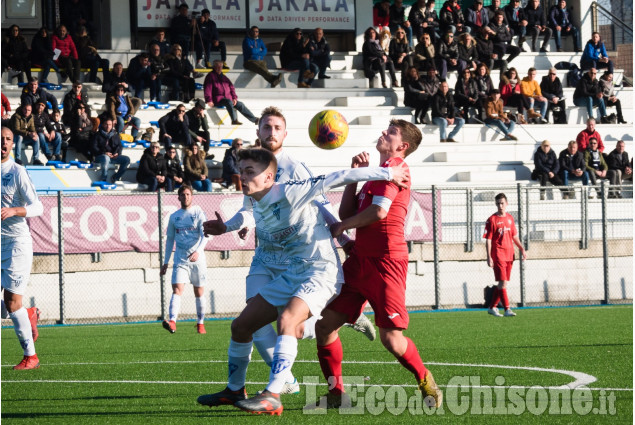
[524,0,552,52]
[162,45,196,102]
[572,69,608,122]
[362,27,398,88]
[170,3,194,56]
[92,117,131,183]
[532,140,566,200]
[164,145,184,191]
[606,140,632,198]
[454,69,480,121]
[439,0,467,35]
[30,27,60,83]
[221,138,244,190]
[436,31,466,80]
[540,68,567,124]
[309,28,332,79]
[158,105,192,149]
[432,81,465,142]
[558,140,589,198]
[389,29,413,84]
[475,26,508,76]
[127,53,154,102]
[280,28,319,88]
[62,81,92,127]
[489,12,521,63]
[194,9,227,68]
[403,66,431,124]
[102,62,128,94]
[136,142,169,192]
[503,0,527,50]
[1,25,32,83]
[20,78,59,112]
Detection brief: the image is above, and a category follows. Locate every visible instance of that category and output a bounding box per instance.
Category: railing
[591,0,633,79]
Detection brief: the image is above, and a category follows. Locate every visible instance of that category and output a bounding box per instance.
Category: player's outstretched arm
[203,211,228,236]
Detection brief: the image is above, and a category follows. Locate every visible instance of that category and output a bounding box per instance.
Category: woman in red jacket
[499,67,528,124]
[52,25,80,83]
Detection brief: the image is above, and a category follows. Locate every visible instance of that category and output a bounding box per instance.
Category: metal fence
[6,183,632,326]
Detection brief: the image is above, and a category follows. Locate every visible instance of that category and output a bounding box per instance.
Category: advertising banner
[137,0,247,29]
[248,0,356,31]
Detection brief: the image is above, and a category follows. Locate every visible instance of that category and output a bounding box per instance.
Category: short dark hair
[495,193,507,202]
[389,119,422,158]
[178,184,193,195]
[237,147,277,172]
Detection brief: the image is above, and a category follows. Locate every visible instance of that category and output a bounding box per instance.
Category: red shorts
[493,259,514,282]
[326,252,410,329]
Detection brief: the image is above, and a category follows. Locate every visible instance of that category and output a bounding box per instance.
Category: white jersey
[163,205,207,264]
[1,159,43,243]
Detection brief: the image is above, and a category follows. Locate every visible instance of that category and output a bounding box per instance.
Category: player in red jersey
[309,119,443,410]
[483,192,527,317]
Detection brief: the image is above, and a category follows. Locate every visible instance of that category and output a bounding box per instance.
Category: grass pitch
[2,305,632,424]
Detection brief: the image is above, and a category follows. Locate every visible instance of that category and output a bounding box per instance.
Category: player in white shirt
[197,147,410,415]
[160,184,208,334]
[1,127,44,370]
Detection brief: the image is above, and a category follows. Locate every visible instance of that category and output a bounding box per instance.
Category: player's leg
[192,260,207,334]
[499,262,515,316]
[163,282,184,333]
[488,260,504,317]
[3,289,39,369]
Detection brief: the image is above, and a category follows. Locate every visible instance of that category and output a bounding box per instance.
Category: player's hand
[238,227,249,240]
[389,162,410,188]
[189,252,199,262]
[203,211,227,236]
[1,207,18,220]
[487,257,493,268]
[351,151,370,168]
[330,222,345,238]
[521,250,527,261]
[160,264,168,276]
[342,240,355,256]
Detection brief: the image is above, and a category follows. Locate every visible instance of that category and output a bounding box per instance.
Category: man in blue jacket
[242,26,282,88]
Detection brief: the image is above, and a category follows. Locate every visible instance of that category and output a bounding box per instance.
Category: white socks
[252,323,277,366]
[227,339,253,391]
[266,335,298,394]
[168,294,181,322]
[9,307,35,356]
[302,315,318,340]
[195,296,205,324]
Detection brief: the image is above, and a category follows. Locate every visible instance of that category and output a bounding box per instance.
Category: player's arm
[315,201,352,247]
[339,152,369,219]
[485,238,493,267]
[160,218,176,275]
[1,170,43,220]
[512,235,527,260]
[330,204,386,238]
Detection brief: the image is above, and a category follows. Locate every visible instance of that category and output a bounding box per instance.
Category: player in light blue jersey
[1,127,44,370]
[160,184,208,334]
[197,147,409,415]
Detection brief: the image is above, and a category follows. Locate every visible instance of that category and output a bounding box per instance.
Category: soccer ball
[308,110,349,150]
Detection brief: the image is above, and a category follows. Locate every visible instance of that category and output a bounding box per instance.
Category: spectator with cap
[195,9,228,69]
[308,28,332,79]
[204,60,258,125]
[532,140,566,200]
[20,78,59,112]
[221,138,244,190]
[558,140,589,199]
[280,28,319,88]
[242,26,282,88]
[186,99,213,159]
[105,84,141,140]
[158,104,192,149]
[170,3,194,56]
[606,140,632,198]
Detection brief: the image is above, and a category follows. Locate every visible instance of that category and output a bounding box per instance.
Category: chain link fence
[4,183,632,326]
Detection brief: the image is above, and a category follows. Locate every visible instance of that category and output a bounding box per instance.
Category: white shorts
[171,251,207,287]
[1,240,33,296]
[258,258,342,319]
[245,258,287,301]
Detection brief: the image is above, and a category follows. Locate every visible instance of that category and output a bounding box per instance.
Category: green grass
[2,305,632,424]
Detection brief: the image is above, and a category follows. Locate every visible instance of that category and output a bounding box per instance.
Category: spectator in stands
[389,0,414,46]
[485,89,517,140]
[32,100,62,162]
[475,62,494,105]
[221,138,243,190]
[50,109,70,162]
[440,0,468,35]
[606,140,632,198]
[10,104,41,165]
[413,33,436,73]
[581,32,613,74]
[475,26,507,76]
[458,32,478,72]
[162,44,197,102]
[2,92,12,127]
[69,102,94,160]
[183,142,212,192]
[573,68,609,123]
[147,43,165,102]
[404,66,430,124]
[106,84,141,140]
[280,28,319,88]
[195,9,228,69]
[30,27,60,84]
[389,27,413,84]
[92,117,130,183]
[599,72,626,124]
[520,67,548,123]
[102,62,128,94]
[499,67,528,123]
[186,99,212,158]
[584,137,617,198]
[432,80,464,143]
[549,0,581,53]
[164,146,184,191]
[454,68,480,121]
[503,0,527,51]
[487,0,507,24]
[159,104,191,149]
[540,67,567,124]
[62,81,91,127]
[532,140,566,200]
[52,25,80,83]
[436,31,466,80]
[242,26,282,88]
[204,60,258,126]
[524,0,551,52]
[170,3,194,56]
[559,140,589,199]
[20,78,59,112]
[75,26,109,83]
[466,0,489,35]
[308,28,332,79]
[576,118,604,152]
[126,53,155,102]
[362,27,398,88]
[489,12,520,63]
[373,0,391,29]
[1,25,32,83]
[137,142,168,192]
[149,29,171,56]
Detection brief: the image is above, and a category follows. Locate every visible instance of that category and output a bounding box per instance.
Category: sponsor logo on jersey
[2,173,13,186]
[387,313,400,319]
[271,202,281,220]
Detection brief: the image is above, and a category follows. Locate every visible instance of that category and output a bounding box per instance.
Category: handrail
[591,1,633,36]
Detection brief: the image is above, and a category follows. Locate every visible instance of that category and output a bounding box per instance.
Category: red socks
[490,287,501,309]
[500,288,509,309]
[317,338,344,395]
[396,337,427,381]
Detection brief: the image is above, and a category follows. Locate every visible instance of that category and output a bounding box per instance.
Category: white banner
[249,0,356,31]
[137,0,247,29]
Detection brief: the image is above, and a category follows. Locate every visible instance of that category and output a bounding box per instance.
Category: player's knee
[379,332,402,356]
[230,317,251,340]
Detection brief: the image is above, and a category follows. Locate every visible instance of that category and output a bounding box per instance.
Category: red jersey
[354,157,410,259]
[483,212,517,261]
